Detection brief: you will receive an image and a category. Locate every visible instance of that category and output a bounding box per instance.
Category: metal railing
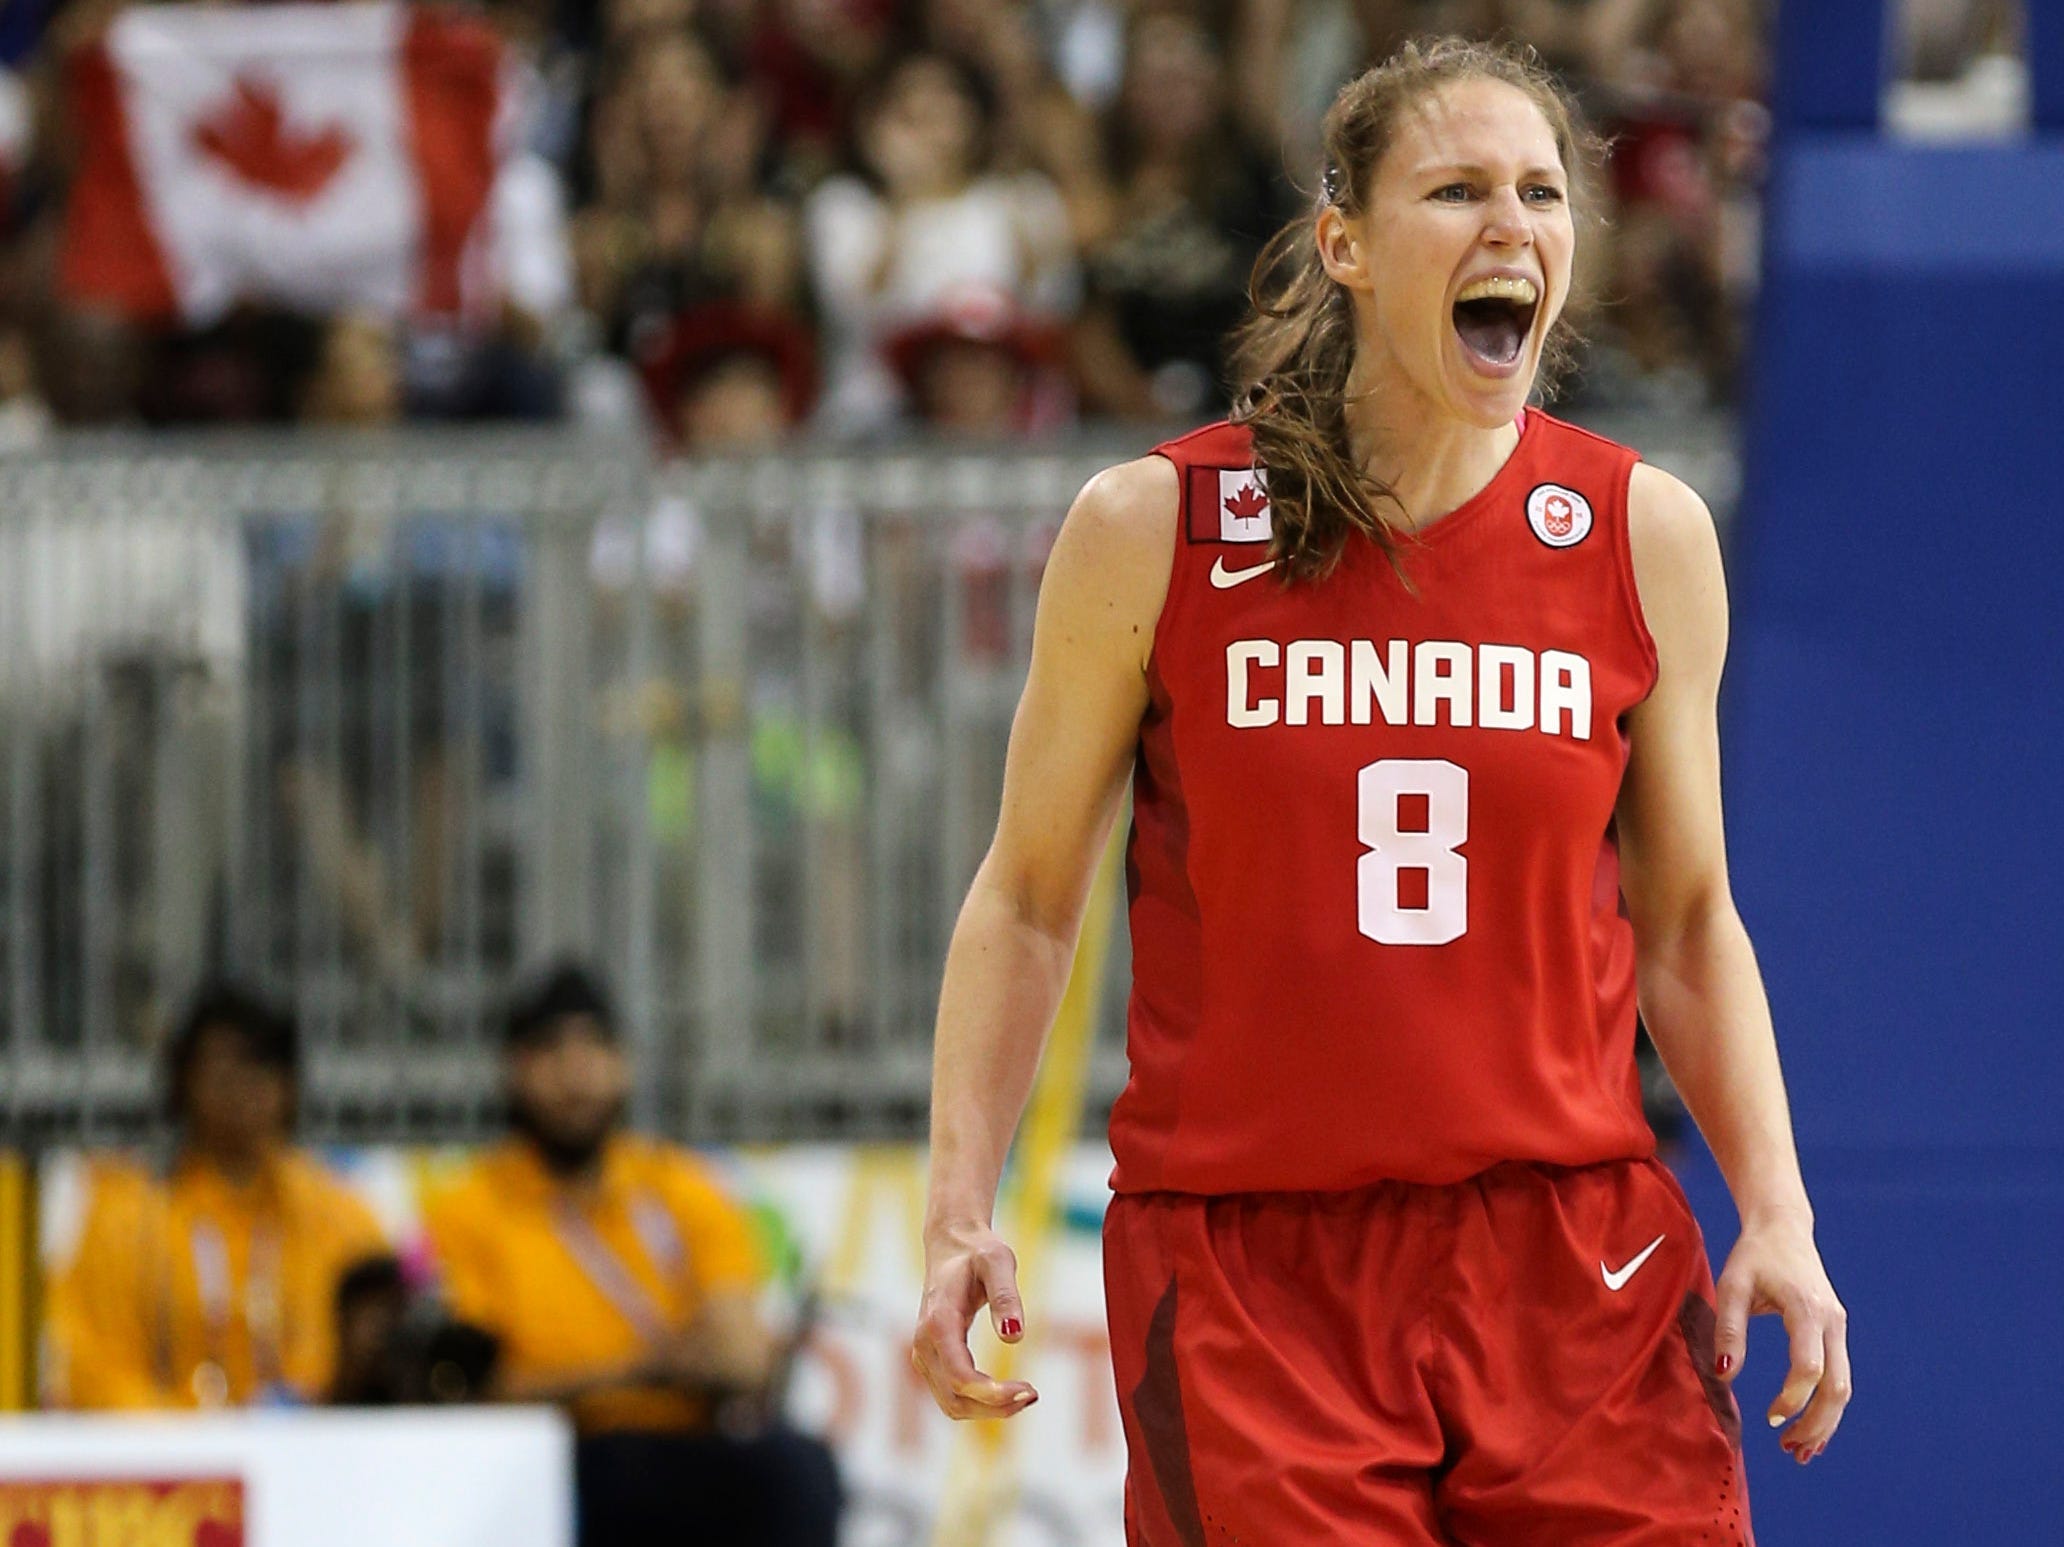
[0,416,1736,1146]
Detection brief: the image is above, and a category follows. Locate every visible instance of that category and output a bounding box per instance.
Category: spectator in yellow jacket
[424,965,839,1547]
[44,985,386,1409]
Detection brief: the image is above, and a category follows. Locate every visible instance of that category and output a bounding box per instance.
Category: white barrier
[0,1407,573,1547]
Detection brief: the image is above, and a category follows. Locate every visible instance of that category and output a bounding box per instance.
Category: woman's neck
[890,168,974,206]
[1342,359,1523,533]
[184,1139,280,1187]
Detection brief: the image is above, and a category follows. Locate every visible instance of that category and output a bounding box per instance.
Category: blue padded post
[1771,0,1887,129]
[2031,0,2064,129]
[1714,131,2064,1542]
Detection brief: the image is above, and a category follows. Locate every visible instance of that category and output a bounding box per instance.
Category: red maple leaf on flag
[1224,481,1268,522]
[190,77,355,204]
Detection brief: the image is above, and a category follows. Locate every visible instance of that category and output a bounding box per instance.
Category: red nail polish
[1716,1354,1733,1375]
[1000,1317,1022,1339]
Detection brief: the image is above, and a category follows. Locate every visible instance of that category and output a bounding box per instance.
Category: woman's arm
[1618,461,1852,1464]
[911,456,1176,1422]
[45,1166,183,1409]
[493,1291,774,1407]
[494,1356,656,1406]
[658,1290,775,1392]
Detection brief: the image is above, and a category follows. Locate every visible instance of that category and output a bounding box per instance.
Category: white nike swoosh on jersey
[1210,555,1277,589]
[1601,1233,1667,1292]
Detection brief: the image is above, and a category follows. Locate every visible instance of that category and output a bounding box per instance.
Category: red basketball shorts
[1103,1156,1751,1547]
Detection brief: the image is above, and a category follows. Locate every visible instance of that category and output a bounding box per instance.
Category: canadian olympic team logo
[1526,483,1593,548]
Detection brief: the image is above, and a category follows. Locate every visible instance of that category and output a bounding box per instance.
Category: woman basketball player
[911,37,1847,1543]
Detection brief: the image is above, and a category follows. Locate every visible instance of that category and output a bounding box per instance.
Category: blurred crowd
[43,969,841,1547]
[0,0,1803,454]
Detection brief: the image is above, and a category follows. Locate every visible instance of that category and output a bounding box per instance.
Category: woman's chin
[1445,339,1536,423]
[1447,376,1533,427]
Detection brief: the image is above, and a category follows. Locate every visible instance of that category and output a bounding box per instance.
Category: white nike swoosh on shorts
[1210,555,1277,589]
[1601,1233,1667,1291]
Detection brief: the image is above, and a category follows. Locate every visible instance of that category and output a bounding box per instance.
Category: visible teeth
[1456,275,1539,305]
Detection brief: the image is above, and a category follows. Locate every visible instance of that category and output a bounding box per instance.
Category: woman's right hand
[909,1220,1039,1420]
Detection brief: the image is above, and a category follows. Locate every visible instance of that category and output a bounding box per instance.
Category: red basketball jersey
[1111,410,1660,1194]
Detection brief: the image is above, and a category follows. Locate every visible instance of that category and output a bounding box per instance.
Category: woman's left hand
[1712,1212,1851,1464]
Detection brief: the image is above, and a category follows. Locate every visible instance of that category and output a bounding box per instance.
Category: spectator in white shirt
[805,50,1077,432]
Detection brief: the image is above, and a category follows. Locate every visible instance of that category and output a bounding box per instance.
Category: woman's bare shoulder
[1627,461,1719,559]
[1067,455,1180,547]
[1625,460,1727,682]
[1041,456,1181,669]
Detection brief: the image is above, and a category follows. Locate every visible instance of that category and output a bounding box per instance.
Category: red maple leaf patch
[190,77,355,204]
[1223,481,1268,522]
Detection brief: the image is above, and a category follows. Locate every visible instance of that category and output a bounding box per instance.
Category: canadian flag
[61,3,502,324]
[1218,468,1271,543]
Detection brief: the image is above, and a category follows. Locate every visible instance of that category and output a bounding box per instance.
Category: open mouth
[1452,276,1539,370]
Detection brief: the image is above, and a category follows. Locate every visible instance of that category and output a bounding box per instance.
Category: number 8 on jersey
[1358,758,1469,946]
